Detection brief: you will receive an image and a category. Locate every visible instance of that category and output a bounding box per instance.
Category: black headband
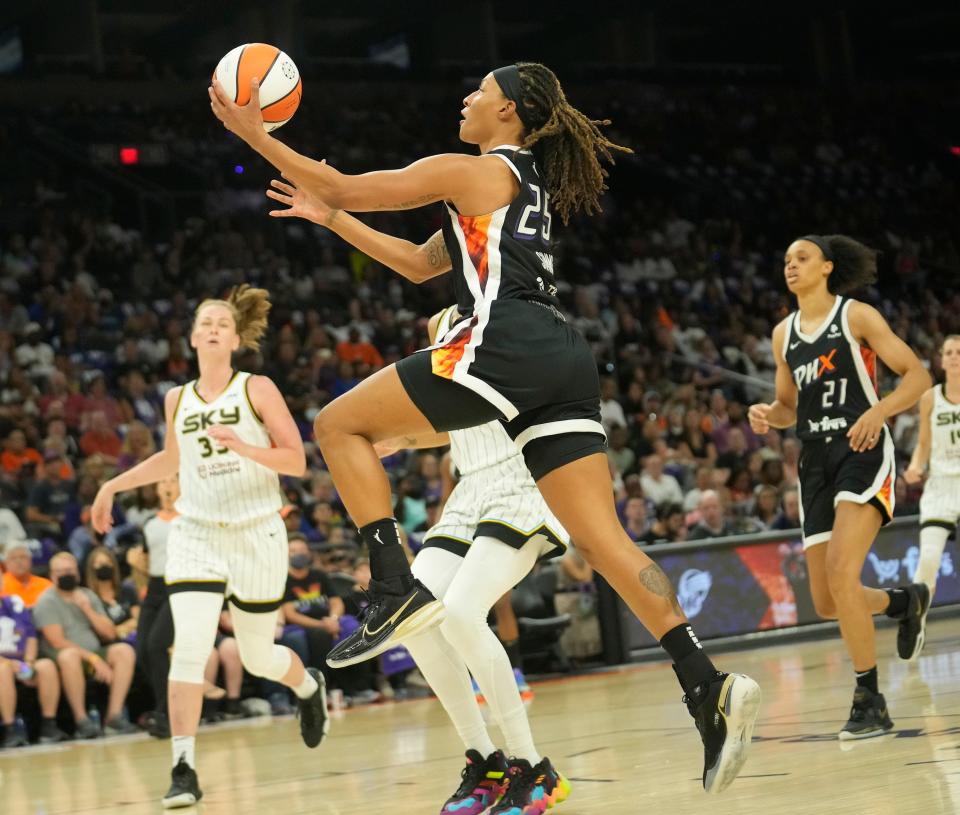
[492,64,533,130]
[799,234,835,262]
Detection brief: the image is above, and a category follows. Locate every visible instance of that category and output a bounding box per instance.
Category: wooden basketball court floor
[3,617,958,815]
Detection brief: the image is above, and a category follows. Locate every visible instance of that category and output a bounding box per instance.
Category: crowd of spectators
[0,79,957,744]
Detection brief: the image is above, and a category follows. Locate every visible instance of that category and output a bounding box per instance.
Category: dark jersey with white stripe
[441,145,560,318]
[783,296,881,442]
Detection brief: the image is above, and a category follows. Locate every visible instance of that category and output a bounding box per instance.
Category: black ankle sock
[502,639,521,669]
[361,518,414,589]
[884,588,909,618]
[855,666,879,695]
[225,697,242,714]
[661,624,717,692]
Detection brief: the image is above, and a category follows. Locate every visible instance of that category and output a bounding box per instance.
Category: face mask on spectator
[57,574,78,591]
[290,553,312,570]
[94,565,113,581]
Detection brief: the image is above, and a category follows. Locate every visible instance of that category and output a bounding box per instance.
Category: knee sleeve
[412,546,465,602]
[168,592,223,684]
[230,604,293,681]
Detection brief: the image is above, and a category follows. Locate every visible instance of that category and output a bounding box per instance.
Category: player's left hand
[207,425,245,453]
[847,405,886,452]
[209,77,264,143]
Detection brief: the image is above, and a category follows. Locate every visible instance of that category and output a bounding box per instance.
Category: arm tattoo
[638,563,684,617]
[324,209,340,228]
[375,193,439,211]
[425,232,451,269]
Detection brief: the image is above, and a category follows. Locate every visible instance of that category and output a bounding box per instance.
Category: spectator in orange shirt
[1,429,42,477]
[1,541,53,607]
[79,410,122,464]
[335,327,384,369]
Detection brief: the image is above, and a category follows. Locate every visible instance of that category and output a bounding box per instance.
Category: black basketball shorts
[797,431,895,549]
[395,299,606,481]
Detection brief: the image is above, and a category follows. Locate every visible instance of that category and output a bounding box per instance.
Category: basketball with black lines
[214,43,302,132]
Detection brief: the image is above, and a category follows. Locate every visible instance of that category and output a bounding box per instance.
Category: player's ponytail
[194,284,271,351]
[514,62,632,224]
[816,235,879,295]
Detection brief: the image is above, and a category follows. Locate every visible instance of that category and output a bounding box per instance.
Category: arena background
[1,0,959,741]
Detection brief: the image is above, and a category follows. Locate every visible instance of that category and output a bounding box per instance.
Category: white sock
[915,525,950,592]
[292,671,319,700]
[172,735,196,769]
[405,626,498,757]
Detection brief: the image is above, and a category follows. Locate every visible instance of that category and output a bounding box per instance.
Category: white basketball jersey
[174,372,283,524]
[930,384,960,478]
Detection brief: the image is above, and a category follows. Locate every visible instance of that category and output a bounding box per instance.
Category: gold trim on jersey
[479,517,566,543]
[192,370,240,404]
[171,385,186,422]
[244,375,265,424]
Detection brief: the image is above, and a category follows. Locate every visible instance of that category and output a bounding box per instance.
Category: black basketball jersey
[783,296,881,442]
[441,145,560,318]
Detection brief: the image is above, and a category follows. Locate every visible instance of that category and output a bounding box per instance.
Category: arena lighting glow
[119,147,139,165]
[950,146,960,156]
[234,164,245,174]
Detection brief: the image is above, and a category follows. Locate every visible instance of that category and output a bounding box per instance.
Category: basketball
[213,43,302,132]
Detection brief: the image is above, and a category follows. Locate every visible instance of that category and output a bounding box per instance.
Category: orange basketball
[214,43,302,132]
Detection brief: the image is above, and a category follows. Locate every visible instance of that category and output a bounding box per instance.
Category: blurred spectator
[84,546,139,640]
[621,496,652,543]
[752,485,781,530]
[647,503,689,544]
[688,491,735,540]
[555,547,602,660]
[606,425,636,477]
[116,421,156,472]
[282,535,343,669]
[771,487,801,531]
[335,326,384,369]
[33,552,137,737]
[1,542,52,607]
[79,411,122,464]
[683,465,716,513]
[639,454,683,509]
[25,452,75,542]
[2,429,41,478]
[599,378,627,434]
[0,593,66,746]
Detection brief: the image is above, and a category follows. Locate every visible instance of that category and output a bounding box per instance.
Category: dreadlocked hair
[814,235,878,295]
[515,62,632,224]
[194,284,272,351]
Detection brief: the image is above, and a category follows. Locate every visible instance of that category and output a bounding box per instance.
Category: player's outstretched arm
[846,302,931,452]
[748,319,798,434]
[267,178,452,283]
[207,376,306,477]
[904,387,934,484]
[209,78,484,212]
[91,388,182,533]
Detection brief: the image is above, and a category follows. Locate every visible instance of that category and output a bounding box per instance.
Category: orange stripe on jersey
[431,328,472,380]
[458,213,492,290]
[874,472,893,520]
[860,347,878,392]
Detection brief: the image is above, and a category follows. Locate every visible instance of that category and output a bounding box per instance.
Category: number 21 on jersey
[822,378,848,409]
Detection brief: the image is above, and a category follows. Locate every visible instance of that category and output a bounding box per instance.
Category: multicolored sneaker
[489,757,570,815]
[472,676,485,704]
[441,749,508,815]
[513,668,534,701]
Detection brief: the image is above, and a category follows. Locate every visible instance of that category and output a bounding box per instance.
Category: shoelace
[452,759,487,798]
[498,764,538,806]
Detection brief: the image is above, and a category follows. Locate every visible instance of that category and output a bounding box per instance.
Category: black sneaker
[39,720,68,744]
[74,717,101,740]
[838,687,894,740]
[681,671,762,794]
[297,668,329,748]
[147,711,171,739]
[162,756,203,809]
[326,578,444,668]
[897,583,931,661]
[440,749,509,815]
[2,727,28,748]
[489,756,570,815]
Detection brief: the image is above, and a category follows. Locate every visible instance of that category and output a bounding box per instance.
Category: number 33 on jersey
[173,372,282,523]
